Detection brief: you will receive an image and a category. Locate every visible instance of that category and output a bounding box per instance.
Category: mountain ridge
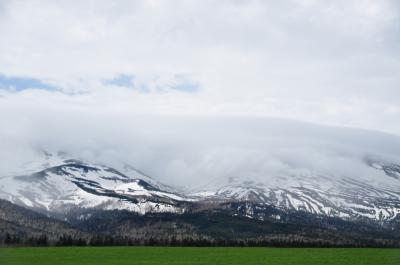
[1,151,400,224]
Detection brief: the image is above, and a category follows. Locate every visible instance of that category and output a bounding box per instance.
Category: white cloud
[1,89,400,187]
[0,1,399,185]
[0,0,399,132]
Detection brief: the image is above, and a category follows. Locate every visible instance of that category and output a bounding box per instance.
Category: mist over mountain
[1,0,400,247]
[1,116,400,225]
[1,115,400,189]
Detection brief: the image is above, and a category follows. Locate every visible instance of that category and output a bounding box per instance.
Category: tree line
[1,233,400,248]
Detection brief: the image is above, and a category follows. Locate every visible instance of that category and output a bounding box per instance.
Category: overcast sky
[0,1,399,186]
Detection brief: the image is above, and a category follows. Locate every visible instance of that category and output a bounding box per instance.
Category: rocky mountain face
[0,151,400,225]
[193,173,400,222]
[0,152,188,215]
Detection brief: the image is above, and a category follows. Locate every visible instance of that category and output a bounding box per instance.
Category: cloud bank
[0,1,399,186]
[0,0,399,132]
[1,90,400,187]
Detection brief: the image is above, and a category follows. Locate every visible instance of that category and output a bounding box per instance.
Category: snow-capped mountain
[191,158,400,221]
[1,151,400,223]
[0,152,188,215]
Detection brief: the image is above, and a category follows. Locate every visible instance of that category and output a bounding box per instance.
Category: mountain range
[1,151,400,246]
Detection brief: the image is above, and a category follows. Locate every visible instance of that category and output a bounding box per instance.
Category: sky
[0,0,400,186]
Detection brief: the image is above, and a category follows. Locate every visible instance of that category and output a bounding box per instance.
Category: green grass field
[0,247,399,265]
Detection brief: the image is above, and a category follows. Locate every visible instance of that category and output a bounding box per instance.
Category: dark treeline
[2,198,400,249]
[2,233,400,248]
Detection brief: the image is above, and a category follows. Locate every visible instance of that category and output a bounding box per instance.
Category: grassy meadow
[0,247,399,265]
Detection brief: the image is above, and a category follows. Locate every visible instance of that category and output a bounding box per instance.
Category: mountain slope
[1,152,400,223]
[191,158,400,222]
[0,199,85,242]
[0,152,188,215]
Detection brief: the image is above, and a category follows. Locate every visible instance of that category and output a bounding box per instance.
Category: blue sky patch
[105,73,200,93]
[0,74,55,91]
[171,80,200,93]
[105,74,135,88]
[170,74,200,93]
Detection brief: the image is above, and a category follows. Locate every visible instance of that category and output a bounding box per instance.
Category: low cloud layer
[1,90,400,188]
[0,1,399,187]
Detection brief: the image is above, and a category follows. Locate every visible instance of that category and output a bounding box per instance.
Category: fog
[1,92,400,188]
[1,1,400,188]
